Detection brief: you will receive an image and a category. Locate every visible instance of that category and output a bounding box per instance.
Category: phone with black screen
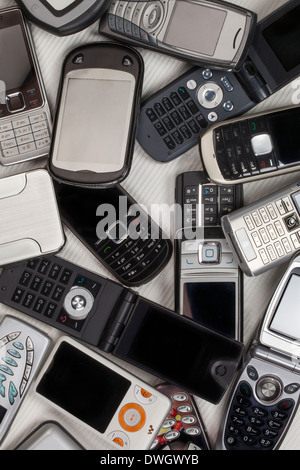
[48,42,143,187]
[175,171,243,341]
[53,180,172,287]
[201,105,300,184]
[0,8,52,166]
[0,253,244,405]
[216,254,300,450]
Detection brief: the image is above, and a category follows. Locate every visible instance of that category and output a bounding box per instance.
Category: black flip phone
[48,42,144,187]
[0,254,244,404]
[136,0,300,162]
[175,171,243,341]
[53,180,172,287]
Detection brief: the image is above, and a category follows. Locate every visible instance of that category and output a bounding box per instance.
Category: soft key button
[107,430,130,449]
[135,385,157,404]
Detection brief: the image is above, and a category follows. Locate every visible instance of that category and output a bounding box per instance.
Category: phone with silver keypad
[222,181,300,277]
[216,253,300,450]
[0,8,52,166]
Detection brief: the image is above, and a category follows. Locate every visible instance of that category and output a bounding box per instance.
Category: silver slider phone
[221,181,300,277]
[216,254,300,450]
[99,0,257,71]
[200,106,300,185]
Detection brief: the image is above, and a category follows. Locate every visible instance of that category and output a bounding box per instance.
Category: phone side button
[235,228,257,262]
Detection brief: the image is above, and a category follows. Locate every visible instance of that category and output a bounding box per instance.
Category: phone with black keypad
[53,181,172,287]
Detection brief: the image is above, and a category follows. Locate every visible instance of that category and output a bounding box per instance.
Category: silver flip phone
[200,106,300,185]
[221,181,300,277]
[0,316,51,443]
[0,169,65,266]
[216,254,300,450]
[99,0,256,70]
[0,8,52,166]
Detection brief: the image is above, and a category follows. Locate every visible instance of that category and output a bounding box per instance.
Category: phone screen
[163,3,226,56]
[262,5,300,72]
[270,274,300,341]
[114,299,243,404]
[267,107,300,167]
[52,69,136,173]
[182,281,236,339]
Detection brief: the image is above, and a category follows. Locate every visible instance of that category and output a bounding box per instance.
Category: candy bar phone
[53,181,172,287]
[136,0,300,162]
[200,106,300,184]
[216,254,300,450]
[99,0,256,70]
[0,7,51,165]
[221,181,300,277]
[35,336,171,450]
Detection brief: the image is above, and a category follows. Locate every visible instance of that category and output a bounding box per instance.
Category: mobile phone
[99,0,256,71]
[53,180,172,287]
[0,315,51,443]
[48,42,144,188]
[0,7,52,166]
[135,0,300,163]
[200,106,300,185]
[221,181,300,277]
[150,383,210,451]
[0,169,65,267]
[34,336,171,450]
[15,0,111,36]
[216,254,300,450]
[136,66,255,163]
[0,254,244,404]
[175,171,243,341]
[15,421,85,450]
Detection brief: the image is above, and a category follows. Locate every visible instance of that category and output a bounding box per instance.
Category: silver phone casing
[0,169,65,266]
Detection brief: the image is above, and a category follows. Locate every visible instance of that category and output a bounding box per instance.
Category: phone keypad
[9,257,101,333]
[224,375,297,450]
[214,116,277,180]
[184,182,236,228]
[236,193,300,267]
[95,213,171,286]
[0,113,50,159]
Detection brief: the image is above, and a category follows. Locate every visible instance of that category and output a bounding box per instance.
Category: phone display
[216,254,300,450]
[221,181,300,277]
[53,181,172,287]
[0,8,52,165]
[48,42,144,187]
[99,0,256,70]
[200,106,300,184]
[15,422,85,450]
[175,172,243,341]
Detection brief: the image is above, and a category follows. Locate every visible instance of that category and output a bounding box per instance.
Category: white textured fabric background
[0,0,300,451]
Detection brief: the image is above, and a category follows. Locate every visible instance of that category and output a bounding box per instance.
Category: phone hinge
[253,345,300,374]
[236,58,272,104]
[98,289,138,353]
